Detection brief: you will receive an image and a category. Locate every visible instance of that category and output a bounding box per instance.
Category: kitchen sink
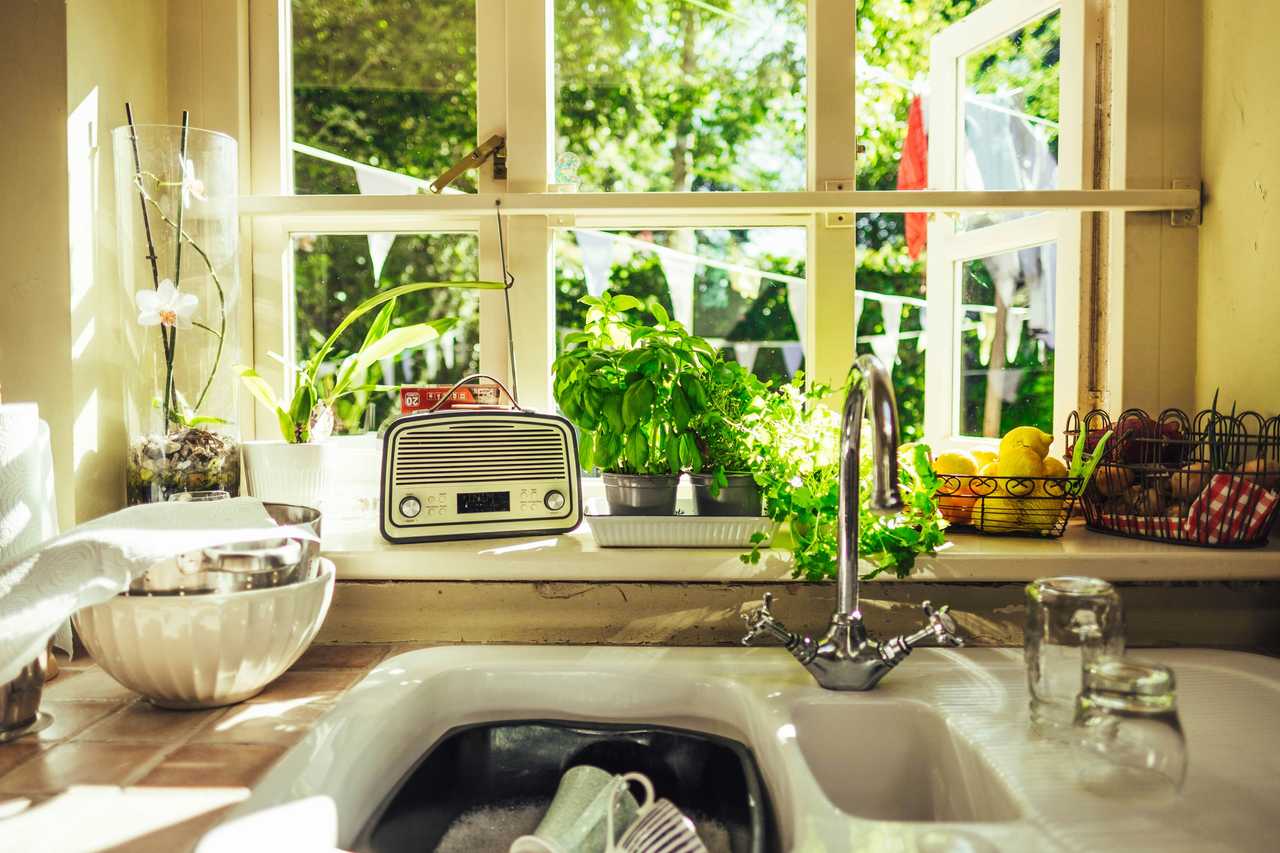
[198,646,1280,853]
[791,698,1020,823]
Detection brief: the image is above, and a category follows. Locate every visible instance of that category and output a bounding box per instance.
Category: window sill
[322,520,1280,583]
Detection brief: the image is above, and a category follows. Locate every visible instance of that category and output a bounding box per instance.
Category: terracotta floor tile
[41,668,137,703]
[101,804,234,853]
[76,700,222,745]
[32,702,124,742]
[289,643,391,671]
[0,742,168,794]
[192,700,330,748]
[0,741,43,778]
[245,669,362,705]
[136,743,284,789]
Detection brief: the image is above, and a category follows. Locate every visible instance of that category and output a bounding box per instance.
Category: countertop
[0,645,398,852]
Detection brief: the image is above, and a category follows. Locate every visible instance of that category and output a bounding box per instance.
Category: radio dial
[544,490,566,511]
[399,496,422,519]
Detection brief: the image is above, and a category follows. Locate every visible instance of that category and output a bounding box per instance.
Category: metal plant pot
[602,473,680,516]
[0,646,49,741]
[690,473,763,517]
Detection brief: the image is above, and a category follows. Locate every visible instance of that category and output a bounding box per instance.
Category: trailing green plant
[553,290,716,475]
[690,359,770,492]
[742,374,948,580]
[237,280,504,442]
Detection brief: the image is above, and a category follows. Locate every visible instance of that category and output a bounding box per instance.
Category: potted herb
[742,374,947,579]
[688,360,768,516]
[553,291,714,515]
[236,280,484,507]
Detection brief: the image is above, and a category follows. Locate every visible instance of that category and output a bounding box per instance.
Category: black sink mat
[351,719,781,853]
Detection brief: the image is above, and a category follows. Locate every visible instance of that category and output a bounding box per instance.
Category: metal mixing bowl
[126,503,322,595]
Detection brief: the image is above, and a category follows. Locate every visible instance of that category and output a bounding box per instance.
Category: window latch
[430,134,507,194]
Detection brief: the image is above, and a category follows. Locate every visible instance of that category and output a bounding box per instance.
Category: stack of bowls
[74,503,335,709]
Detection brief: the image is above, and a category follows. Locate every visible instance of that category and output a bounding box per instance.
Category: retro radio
[379,376,583,543]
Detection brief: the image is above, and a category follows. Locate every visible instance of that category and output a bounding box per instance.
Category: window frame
[241,0,1197,446]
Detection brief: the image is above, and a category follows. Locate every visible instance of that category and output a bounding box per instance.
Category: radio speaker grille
[393,421,570,486]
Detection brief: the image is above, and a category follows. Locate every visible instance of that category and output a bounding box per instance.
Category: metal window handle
[429,134,507,194]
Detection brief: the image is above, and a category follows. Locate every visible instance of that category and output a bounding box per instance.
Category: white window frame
[924,0,1091,451]
[240,0,1197,445]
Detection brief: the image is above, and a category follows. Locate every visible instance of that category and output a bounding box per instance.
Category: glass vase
[113,123,240,504]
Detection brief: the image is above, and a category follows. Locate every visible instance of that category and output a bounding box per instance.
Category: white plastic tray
[584,498,775,548]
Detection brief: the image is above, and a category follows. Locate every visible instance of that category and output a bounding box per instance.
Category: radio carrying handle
[425,373,524,414]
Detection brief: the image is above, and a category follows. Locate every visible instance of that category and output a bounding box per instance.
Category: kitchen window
[242,0,1198,447]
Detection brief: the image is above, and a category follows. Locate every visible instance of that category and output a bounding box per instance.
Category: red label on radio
[400,385,506,414]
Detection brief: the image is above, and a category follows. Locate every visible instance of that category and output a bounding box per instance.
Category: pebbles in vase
[127,427,240,504]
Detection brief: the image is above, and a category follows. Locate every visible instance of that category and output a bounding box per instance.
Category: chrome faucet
[740,354,962,690]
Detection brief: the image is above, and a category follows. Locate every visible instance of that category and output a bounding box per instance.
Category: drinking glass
[1024,576,1125,736]
[1073,657,1187,798]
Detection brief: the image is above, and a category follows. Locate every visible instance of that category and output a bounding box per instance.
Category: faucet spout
[739,355,963,691]
[836,354,903,618]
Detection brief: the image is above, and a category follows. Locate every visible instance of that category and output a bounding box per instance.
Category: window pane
[958,243,1056,437]
[291,0,477,194]
[855,213,927,442]
[959,9,1061,229]
[555,228,805,385]
[294,233,480,433]
[555,0,806,192]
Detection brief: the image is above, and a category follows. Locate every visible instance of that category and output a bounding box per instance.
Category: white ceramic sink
[791,697,1021,823]
[200,646,1280,853]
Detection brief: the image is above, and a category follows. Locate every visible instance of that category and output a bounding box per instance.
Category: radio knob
[543,490,566,511]
[399,496,422,519]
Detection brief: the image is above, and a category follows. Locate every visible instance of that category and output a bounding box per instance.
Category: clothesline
[856,60,1061,130]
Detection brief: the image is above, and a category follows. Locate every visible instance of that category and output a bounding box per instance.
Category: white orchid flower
[180,157,207,207]
[136,279,198,329]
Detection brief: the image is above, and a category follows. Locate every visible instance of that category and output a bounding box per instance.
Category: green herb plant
[742,374,948,580]
[691,359,770,494]
[237,280,503,442]
[553,290,716,476]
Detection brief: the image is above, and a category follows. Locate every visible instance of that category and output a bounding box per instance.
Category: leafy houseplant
[743,375,948,580]
[237,280,502,506]
[688,360,769,516]
[553,291,716,515]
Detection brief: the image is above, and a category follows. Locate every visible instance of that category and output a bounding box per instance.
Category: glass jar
[1073,657,1187,798]
[1024,576,1125,736]
[113,123,240,503]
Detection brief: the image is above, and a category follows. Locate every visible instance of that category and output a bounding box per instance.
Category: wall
[0,1,76,528]
[65,0,170,522]
[1196,1,1280,414]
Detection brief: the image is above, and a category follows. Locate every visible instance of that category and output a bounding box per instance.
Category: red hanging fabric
[897,96,928,260]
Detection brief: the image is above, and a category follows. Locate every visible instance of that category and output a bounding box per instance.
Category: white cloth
[0,497,318,684]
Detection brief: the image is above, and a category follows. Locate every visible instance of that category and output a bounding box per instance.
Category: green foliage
[743,375,947,580]
[238,281,502,442]
[553,290,716,475]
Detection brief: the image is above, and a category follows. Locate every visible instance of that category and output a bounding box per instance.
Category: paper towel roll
[0,403,59,568]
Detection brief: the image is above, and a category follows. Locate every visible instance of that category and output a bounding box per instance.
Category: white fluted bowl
[73,559,335,709]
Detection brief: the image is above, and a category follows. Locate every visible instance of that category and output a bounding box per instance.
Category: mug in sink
[510,766,642,853]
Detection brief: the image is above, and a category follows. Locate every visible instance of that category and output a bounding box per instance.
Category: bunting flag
[732,342,761,371]
[423,342,440,380]
[440,331,456,370]
[354,166,418,285]
[781,343,804,376]
[659,251,697,329]
[730,270,763,300]
[869,300,903,374]
[577,230,615,297]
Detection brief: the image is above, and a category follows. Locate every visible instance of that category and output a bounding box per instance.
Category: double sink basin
[200,646,1280,852]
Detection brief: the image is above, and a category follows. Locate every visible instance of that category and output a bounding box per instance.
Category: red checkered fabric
[1182,473,1279,545]
[1098,514,1183,538]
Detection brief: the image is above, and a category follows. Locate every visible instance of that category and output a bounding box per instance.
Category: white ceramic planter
[241,440,333,509]
[73,560,335,709]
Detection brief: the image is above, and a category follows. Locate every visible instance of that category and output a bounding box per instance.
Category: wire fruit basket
[936,474,1085,538]
[1065,407,1280,548]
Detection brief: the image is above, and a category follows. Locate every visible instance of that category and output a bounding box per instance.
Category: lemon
[997,447,1045,478]
[978,461,998,477]
[999,427,1053,460]
[1042,457,1068,479]
[933,451,978,476]
[971,449,997,469]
